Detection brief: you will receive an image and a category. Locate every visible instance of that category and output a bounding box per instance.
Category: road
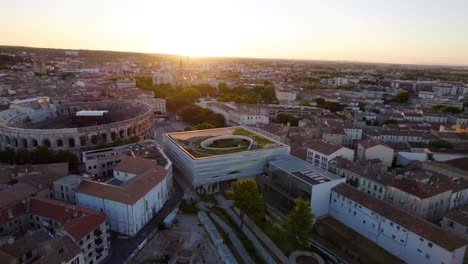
[153,112,189,146]
[105,179,184,264]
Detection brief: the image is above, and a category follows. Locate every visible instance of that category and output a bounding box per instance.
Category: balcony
[95,238,103,246]
[95,247,104,254]
[94,229,103,236]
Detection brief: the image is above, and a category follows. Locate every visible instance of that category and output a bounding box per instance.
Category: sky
[1,0,468,65]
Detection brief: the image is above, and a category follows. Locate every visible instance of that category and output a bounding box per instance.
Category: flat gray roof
[269,155,342,185]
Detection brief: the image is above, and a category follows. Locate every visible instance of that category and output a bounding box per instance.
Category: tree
[299,101,311,106]
[185,122,215,131]
[218,82,228,92]
[395,91,409,103]
[384,119,398,125]
[284,197,314,245]
[358,102,366,111]
[430,104,462,114]
[429,139,453,149]
[314,97,325,105]
[225,179,265,229]
[275,113,299,126]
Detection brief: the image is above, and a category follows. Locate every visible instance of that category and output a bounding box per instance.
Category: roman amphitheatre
[0,97,154,153]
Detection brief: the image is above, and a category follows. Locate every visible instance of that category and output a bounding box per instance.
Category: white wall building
[76,152,172,236]
[152,71,174,86]
[357,139,395,167]
[305,140,353,171]
[275,89,297,102]
[330,184,466,264]
[116,79,136,89]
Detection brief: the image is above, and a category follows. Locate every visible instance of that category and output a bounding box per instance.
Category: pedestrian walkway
[210,213,255,264]
[216,194,290,264]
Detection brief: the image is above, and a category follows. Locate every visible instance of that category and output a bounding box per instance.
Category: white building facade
[330,184,466,264]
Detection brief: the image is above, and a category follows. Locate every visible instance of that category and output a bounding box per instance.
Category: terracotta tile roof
[332,156,392,185]
[1,229,51,257]
[332,183,467,252]
[388,177,451,199]
[114,156,157,175]
[0,183,38,208]
[0,250,15,264]
[76,164,167,205]
[29,197,106,241]
[307,140,346,156]
[359,139,391,149]
[0,202,27,225]
[445,158,468,172]
[64,213,106,241]
[35,236,82,264]
[444,206,468,227]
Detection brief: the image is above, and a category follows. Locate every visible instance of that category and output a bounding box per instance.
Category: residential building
[385,177,452,222]
[53,174,86,204]
[305,140,353,171]
[29,196,109,264]
[141,98,166,114]
[357,139,395,167]
[206,102,269,126]
[329,157,393,200]
[330,183,466,264]
[116,78,136,89]
[275,89,296,102]
[0,229,84,264]
[441,206,468,240]
[152,71,174,86]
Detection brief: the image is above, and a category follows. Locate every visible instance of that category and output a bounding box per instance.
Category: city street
[153,112,189,146]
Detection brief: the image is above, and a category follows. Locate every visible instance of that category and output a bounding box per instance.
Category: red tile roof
[76,164,167,204]
[29,197,106,241]
[332,183,466,252]
[359,139,391,149]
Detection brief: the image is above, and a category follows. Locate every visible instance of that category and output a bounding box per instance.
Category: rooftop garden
[175,127,277,158]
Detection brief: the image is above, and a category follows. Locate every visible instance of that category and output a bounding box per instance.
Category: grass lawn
[233,128,275,149]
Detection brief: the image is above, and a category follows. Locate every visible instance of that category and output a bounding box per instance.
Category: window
[390,222,393,227]
[449,221,454,228]
[425,254,430,259]
[428,243,432,248]
[420,238,424,242]
[392,234,396,239]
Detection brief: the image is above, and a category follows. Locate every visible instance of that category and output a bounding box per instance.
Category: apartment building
[357,139,395,167]
[385,178,452,222]
[330,183,466,264]
[306,140,353,171]
[329,157,393,200]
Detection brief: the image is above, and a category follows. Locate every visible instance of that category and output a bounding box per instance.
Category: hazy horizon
[2,0,468,65]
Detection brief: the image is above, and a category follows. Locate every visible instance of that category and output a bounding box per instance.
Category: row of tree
[314,97,345,112]
[93,135,143,150]
[226,179,314,246]
[0,146,78,168]
[179,105,225,129]
[430,104,462,114]
[217,82,277,104]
